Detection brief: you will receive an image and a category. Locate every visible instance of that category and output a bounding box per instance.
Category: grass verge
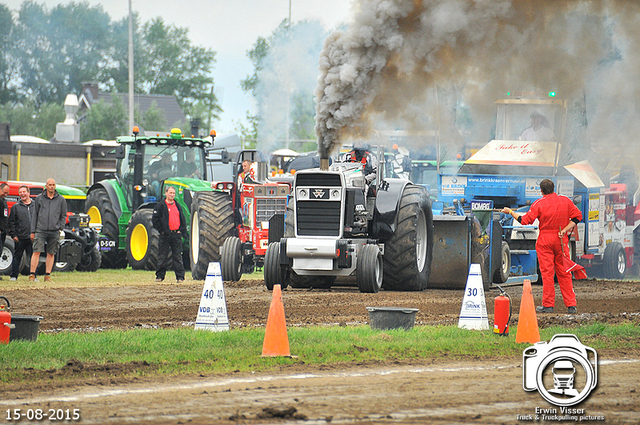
[1,322,638,384]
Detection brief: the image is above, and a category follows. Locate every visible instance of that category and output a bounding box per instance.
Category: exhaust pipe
[320,158,329,171]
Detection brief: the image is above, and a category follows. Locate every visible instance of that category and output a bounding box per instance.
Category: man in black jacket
[152,186,187,283]
[8,185,34,281]
[30,179,67,282]
[0,182,9,280]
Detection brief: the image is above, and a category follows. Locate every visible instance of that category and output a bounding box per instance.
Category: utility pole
[128,0,135,131]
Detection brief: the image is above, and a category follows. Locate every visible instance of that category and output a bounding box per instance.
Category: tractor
[85,127,235,280]
[264,149,436,293]
[218,150,291,282]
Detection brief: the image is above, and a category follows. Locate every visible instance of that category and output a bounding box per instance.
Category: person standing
[30,179,67,282]
[152,186,186,283]
[8,185,34,281]
[0,182,9,280]
[502,179,583,314]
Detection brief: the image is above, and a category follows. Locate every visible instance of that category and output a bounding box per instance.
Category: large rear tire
[603,242,626,280]
[125,209,159,270]
[357,244,383,293]
[189,192,235,280]
[382,185,434,291]
[86,187,127,269]
[220,236,242,282]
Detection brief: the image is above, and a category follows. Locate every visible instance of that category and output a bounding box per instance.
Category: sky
[3,0,354,134]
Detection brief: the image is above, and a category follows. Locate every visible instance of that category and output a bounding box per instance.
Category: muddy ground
[1,276,639,424]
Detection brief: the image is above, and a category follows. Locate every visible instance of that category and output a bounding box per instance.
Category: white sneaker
[9,277,16,281]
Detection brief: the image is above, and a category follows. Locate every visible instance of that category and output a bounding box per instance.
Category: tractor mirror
[115,145,125,159]
[221,149,230,164]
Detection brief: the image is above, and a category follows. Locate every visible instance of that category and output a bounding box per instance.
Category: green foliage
[234,112,259,148]
[80,98,127,142]
[0,101,63,139]
[0,4,16,103]
[36,102,66,140]
[136,100,167,132]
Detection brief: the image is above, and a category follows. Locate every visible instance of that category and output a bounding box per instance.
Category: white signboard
[441,175,467,196]
[194,262,229,332]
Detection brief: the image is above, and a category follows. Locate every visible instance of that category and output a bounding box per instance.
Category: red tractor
[217,150,291,281]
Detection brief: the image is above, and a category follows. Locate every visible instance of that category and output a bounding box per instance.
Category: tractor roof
[116,127,214,148]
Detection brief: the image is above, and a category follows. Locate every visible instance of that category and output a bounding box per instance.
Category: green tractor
[85,127,234,279]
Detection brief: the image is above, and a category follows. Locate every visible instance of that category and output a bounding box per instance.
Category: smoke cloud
[314,0,640,170]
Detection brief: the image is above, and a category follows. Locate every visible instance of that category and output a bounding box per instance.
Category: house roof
[78,86,187,131]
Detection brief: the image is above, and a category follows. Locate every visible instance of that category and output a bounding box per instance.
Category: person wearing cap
[501,179,582,314]
[346,142,377,185]
[520,111,556,141]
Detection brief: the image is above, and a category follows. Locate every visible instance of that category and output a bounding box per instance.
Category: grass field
[1,322,638,384]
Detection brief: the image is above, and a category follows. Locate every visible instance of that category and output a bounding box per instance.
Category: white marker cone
[458,263,490,330]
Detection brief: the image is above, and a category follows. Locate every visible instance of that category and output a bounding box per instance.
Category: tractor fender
[372,178,411,242]
[87,180,123,219]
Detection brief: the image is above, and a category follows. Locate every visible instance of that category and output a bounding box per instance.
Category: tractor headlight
[298,188,308,200]
[330,189,341,199]
[142,178,149,186]
[261,221,269,230]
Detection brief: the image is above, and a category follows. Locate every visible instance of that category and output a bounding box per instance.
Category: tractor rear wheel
[357,244,383,293]
[125,209,159,270]
[382,185,434,291]
[86,187,127,269]
[221,236,242,282]
[603,242,626,279]
[189,192,235,280]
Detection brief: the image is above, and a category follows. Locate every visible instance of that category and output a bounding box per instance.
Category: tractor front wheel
[125,209,159,270]
[357,244,383,293]
[189,192,235,280]
[221,236,242,282]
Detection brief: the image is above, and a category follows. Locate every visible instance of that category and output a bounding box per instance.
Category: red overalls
[520,193,583,308]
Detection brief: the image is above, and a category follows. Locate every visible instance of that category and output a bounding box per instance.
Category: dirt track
[1,276,639,424]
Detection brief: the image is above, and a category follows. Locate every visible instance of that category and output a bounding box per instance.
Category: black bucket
[366,307,419,331]
[10,314,44,342]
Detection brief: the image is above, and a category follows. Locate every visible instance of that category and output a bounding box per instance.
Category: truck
[1,181,101,275]
[85,127,235,280]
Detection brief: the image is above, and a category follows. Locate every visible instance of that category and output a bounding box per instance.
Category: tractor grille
[296,173,342,187]
[296,200,341,236]
[256,198,287,223]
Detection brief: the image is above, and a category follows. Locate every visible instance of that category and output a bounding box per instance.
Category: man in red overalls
[502,179,582,314]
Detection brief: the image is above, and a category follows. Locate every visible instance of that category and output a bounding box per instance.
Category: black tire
[189,192,235,280]
[264,242,288,290]
[493,241,511,284]
[76,242,102,272]
[125,209,159,270]
[603,242,626,280]
[53,258,79,273]
[357,244,383,293]
[86,187,127,269]
[221,237,242,282]
[382,185,434,291]
[0,238,15,275]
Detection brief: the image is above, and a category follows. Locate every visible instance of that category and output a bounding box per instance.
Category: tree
[80,98,127,142]
[0,5,16,104]
[13,1,112,106]
[136,100,167,132]
[35,102,65,140]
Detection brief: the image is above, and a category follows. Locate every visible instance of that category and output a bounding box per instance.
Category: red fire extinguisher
[493,285,511,336]
[1,296,14,344]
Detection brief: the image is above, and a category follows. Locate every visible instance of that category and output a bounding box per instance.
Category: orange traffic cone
[262,284,291,357]
[515,279,541,344]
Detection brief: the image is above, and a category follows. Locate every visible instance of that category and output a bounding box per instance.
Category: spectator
[30,179,67,283]
[8,185,34,281]
[0,182,8,280]
[152,186,187,283]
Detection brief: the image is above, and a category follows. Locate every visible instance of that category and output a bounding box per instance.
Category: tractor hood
[458,140,559,175]
[163,177,213,192]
